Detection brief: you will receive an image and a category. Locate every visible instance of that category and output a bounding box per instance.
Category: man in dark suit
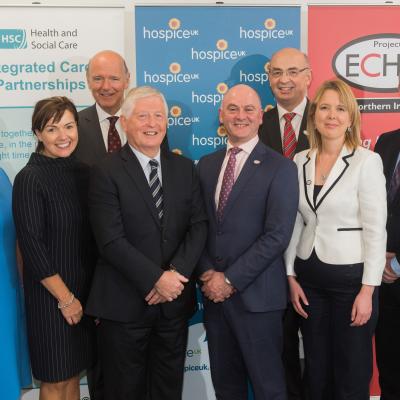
[259,47,312,400]
[375,128,400,400]
[259,47,311,156]
[75,50,168,166]
[85,86,207,400]
[197,84,299,399]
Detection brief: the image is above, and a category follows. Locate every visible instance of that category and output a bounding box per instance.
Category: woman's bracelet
[58,293,75,309]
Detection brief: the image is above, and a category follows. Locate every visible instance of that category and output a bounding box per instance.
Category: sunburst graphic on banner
[217,125,227,137]
[170,106,182,117]
[169,62,181,74]
[216,82,228,94]
[168,18,181,30]
[172,148,183,155]
[264,62,270,73]
[216,39,228,51]
[264,104,274,112]
[264,18,276,30]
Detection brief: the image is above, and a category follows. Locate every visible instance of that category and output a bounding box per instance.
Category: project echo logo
[333,33,400,93]
[0,29,27,49]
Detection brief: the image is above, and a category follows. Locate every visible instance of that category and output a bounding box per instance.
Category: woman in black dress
[13,97,94,400]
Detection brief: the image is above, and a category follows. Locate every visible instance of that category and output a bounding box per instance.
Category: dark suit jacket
[85,144,207,322]
[75,104,169,166]
[258,100,309,155]
[375,129,400,261]
[197,141,299,312]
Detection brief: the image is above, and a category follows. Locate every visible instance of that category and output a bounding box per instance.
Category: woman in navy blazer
[285,79,386,400]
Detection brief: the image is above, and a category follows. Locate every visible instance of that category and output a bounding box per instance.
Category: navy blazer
[197,141,299,312]
[375,129,400,259]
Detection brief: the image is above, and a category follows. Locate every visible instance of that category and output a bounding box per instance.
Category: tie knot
[149,159,159,170]
[283,113,296,123]
[107,116,119,128]
[230,147,242,156]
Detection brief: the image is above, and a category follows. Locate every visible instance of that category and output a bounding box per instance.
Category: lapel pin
[306,179,312,185]
[253,160,261,165]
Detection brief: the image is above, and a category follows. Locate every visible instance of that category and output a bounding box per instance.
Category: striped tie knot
[283,112,296,123]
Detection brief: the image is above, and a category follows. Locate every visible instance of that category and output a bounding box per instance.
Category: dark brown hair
[32,96,78,152]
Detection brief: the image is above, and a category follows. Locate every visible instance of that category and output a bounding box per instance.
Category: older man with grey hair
[85,86,207,400]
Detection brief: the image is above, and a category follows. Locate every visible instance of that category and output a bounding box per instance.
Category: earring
[346,127,352,135]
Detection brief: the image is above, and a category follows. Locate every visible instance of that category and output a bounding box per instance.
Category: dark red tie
[217,147,242,222]
[107,116,121,153]
[283,113,297,159]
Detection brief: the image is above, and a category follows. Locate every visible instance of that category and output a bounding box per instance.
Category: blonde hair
[307,79,361,152]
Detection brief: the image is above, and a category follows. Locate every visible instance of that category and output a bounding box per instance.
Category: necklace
[321,173,328,182]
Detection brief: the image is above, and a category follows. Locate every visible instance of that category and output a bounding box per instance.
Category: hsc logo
[332,33,400,93]
[0,29,27,49]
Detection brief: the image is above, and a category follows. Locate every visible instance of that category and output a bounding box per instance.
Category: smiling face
[35,110,78,158]
[120,95,167,158]
[219,84,263,146]
[314,89,350,145]
[268,48,311,111]
[87,51,130,115]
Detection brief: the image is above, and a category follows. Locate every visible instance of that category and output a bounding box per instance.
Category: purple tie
[217,147,242,222]
[107,116,121,153]
[388,161,400,205]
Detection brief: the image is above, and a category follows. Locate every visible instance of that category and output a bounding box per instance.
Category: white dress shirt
[129,144,162,185]
[96,103,127,151]
[214,135,259,207]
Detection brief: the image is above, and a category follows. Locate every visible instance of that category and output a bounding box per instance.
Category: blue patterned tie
[149,159,163,220]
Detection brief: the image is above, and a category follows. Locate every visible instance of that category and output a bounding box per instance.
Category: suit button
[216,256,223,262]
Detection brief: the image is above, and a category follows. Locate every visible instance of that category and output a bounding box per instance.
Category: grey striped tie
[149,159,163,220]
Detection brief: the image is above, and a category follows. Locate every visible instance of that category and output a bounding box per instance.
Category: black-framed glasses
[268,67,310,79]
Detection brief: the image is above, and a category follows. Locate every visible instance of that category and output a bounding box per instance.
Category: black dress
[12,153,95,382]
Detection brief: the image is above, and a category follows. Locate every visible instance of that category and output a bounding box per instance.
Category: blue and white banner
[135,6,301,162]
[136,6,300,399]
[0,6,124,182]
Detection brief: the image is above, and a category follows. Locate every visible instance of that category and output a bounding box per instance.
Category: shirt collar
[96,103,122,123]
[226,134,259,155]
[277,96,307,121]
[129,144,161,170]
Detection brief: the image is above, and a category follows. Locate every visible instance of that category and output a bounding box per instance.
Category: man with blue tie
[197,84,299,399]
[86,86,207,400]
[375,121,400,400]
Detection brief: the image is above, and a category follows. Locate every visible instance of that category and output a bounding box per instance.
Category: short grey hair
[121,86,168,118]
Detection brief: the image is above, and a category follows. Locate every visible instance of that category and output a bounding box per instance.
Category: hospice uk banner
[0,6,124,183]
[308,5,400,151]
[135,6,301,399]
[135,5,301,162]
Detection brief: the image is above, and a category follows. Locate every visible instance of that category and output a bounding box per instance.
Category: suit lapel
[296,101,310,153]
[315,147,354,210]
[211,151,226,218]
[120,145,161,227]
[302,150,316,213]
[84,105,107,158]
[159,150,175,228]
[221,142,265,221]
[268,108,284,154]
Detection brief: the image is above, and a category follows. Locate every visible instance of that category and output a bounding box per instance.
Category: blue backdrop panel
[135,6,300,161]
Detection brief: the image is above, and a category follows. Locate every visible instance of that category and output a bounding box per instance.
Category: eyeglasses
[268,67,310,79]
